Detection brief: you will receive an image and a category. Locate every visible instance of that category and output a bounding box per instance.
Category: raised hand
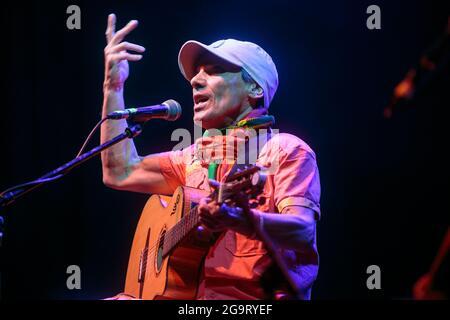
[104,14,146,90]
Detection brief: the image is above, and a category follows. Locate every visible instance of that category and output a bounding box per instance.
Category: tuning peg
[248,199,259,209]
[258,196,266,206]
[251,171,267,189]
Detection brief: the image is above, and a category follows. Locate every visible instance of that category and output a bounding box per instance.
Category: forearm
[228,208,316,251]
[252,210,316,251]
[100,85,140,182]
[199,200,317,251]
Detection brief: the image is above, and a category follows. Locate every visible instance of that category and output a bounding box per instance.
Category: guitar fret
[166,234,171,256]
[161,203,200,257]
[192,209,197,229]
[181,216,184,241]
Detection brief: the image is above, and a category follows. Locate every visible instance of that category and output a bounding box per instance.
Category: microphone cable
[1,116,109,204]
[76,117,108,157]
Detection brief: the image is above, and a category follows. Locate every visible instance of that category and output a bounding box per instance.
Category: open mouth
[194,94,210,104]
[193,94,210,110]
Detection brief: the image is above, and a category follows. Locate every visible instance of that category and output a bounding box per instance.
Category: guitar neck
[160,165,264,257]
[161,204,201,257]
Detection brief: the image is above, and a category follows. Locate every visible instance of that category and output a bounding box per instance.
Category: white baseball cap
[178,39,279,110]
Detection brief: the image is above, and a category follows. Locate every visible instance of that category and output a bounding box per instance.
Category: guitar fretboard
[161,204,200,257]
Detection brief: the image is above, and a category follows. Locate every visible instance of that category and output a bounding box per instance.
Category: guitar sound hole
[156,230,165,273]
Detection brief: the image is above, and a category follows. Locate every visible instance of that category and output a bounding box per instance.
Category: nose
[190,68,207,90]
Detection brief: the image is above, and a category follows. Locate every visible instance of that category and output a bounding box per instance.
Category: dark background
[0,0,448,300]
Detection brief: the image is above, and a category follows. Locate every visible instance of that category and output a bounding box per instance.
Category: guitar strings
[133,172,253,268]
[135,204,201,262]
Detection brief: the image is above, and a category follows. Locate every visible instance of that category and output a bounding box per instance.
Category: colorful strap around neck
[206,114,275,180]
[226,115,275,131]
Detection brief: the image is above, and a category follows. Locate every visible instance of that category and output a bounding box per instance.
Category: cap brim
[178,40,241,81]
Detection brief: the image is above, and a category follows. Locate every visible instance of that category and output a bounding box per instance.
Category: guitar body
[124,186,211,300]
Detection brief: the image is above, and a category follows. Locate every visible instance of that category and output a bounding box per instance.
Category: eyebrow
[194,63,240,74]
[194,64,221,73]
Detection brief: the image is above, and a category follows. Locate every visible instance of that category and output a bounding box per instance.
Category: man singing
[101,14,321,300]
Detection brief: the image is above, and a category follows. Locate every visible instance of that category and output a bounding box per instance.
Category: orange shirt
[159,130,321,300]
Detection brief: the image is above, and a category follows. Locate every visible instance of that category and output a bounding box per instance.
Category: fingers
[208,179,220,189]
[198,198,221,231]
[199,211,224,232]
[104,15,145,66]
[199,197,212,208]
[198,198,241,232]
[199,198,222,217]
[110,51,143,62]
[109,42,146,54]
[105,13,116,44]
[198,200,211,217]
[110,20,139,46]
[105,14,139,46]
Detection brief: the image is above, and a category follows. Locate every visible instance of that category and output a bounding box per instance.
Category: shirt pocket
[253,189,273,213]
[185,167,208,189]
[224,230,266,257]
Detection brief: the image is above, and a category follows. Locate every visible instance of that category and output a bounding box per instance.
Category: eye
[206,65,226,75]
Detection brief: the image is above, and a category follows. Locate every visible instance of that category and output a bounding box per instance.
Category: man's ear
[248,83,264,99]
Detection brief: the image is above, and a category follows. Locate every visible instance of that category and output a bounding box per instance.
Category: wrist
[227,207,259,239]
[103,78,124,92]
[248,209,264,240]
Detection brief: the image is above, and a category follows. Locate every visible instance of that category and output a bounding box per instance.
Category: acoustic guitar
[123,165,266,300]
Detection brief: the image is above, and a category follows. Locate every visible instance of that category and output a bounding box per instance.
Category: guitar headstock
[213,165,267,209]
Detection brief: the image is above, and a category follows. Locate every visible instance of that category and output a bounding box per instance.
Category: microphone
[107,99,182,122]
[384,19,450,118]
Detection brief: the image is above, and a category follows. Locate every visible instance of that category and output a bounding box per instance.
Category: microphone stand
[384,17,450,118]
[0,123,143,244]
